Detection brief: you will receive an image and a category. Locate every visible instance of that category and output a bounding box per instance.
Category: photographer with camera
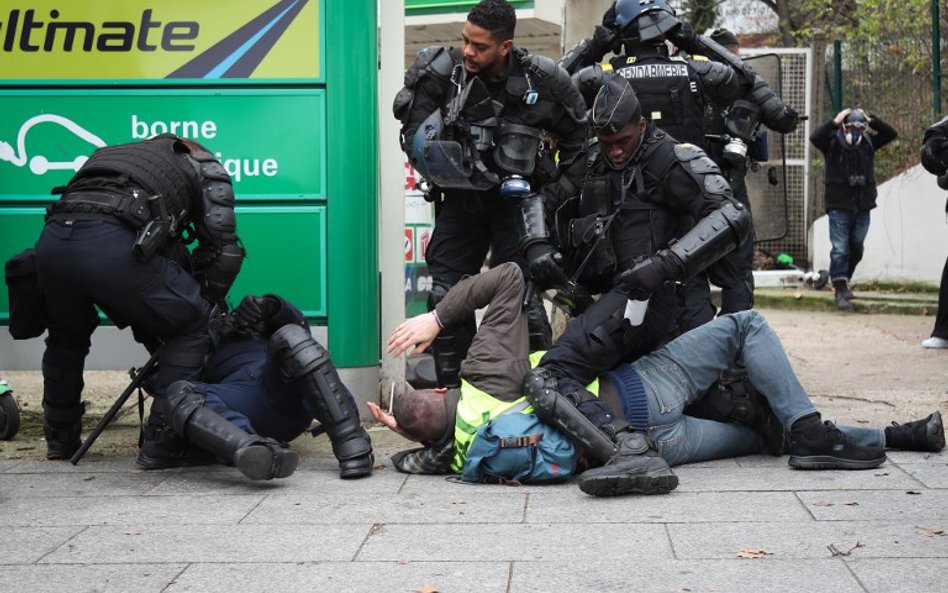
[810,107,897,309]
[920,115,948,348]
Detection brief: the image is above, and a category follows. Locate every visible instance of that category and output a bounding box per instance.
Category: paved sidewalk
[1,307,947,593]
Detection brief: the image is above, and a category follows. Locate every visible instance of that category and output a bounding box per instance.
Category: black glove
[591,24,619,57]
[667,22,697,53]
[233,295,279,334]
[551,281,595,316]
[526,243,568,290]
[616,253,680,301]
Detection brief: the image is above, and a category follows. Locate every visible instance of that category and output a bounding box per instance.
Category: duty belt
[47,190,151,229]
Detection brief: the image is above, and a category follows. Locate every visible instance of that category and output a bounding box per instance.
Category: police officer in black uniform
[561,0,799,327]
[151,292,373,480]
[520,77,751,497]
[35,134,244,462]
[694,28,799,315]
[393,0,587,388]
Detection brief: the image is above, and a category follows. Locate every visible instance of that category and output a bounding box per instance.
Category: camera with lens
[847,174,867,187]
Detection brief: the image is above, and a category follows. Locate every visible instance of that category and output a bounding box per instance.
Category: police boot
[885,411,945,452]
[576,427,679,497]
[788,412,886,470]
[523,368,677,497]
[136,400,216,471]
[42,401,84,461]
[833,280,852,310]
[162,381,298,480]
[269,324,373,479]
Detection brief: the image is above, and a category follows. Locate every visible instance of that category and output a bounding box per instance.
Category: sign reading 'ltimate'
[0,0,321,81]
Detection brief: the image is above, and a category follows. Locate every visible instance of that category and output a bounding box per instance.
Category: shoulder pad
[674,143,706,162]
[572,64,606,106]
[523,52,558,82]
[405,46,456,87]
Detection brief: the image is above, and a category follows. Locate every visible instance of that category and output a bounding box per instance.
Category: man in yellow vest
[372,263,945,496]
[369,262,677,493]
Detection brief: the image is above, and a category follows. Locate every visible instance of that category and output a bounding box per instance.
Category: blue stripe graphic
[204,0,301,79]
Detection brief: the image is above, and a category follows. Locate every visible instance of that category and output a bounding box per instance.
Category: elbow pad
[572,64,607,109]
[667,200,751,279]
[750,75,797,133]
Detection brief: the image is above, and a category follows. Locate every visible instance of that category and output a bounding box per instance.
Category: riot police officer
[562,0,799,325]
[393,0,587,388]
[520,78,751,496]
[34,134,244,461]
[151,293,374,481]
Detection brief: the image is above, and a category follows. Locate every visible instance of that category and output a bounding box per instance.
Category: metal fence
[823,37,947,194]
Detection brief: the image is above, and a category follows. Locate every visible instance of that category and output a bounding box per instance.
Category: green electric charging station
[0,0,379,370]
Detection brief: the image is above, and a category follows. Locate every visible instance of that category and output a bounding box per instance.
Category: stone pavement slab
[1,307,946,592]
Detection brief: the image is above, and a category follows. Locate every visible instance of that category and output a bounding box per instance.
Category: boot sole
[135,449,217,471]
[578,473,679,497]
[234,445,299,480]
[788,454,886,470]
[339,453,374,480]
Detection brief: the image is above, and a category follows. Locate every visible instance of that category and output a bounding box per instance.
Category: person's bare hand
[387,312,440,356]
[366,401,415,441]
[834,108,852,125]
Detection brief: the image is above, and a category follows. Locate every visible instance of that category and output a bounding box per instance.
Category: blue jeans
[828,209,871,281]
[623,310,882,466]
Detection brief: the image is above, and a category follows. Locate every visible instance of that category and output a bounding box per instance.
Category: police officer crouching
[35,134,244,466]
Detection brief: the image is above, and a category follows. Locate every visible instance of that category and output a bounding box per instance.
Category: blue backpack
[460,403,578,484]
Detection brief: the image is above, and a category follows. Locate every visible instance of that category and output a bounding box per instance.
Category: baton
[70,351,160,465]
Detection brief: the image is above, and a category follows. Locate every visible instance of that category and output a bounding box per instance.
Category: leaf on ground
[843,501,860,506]
[916,527,947,537]
[813,501,834,507]
[737,549,772,559]
[83,475,96,482]
[906,491,922,495]
[412,585,440,593]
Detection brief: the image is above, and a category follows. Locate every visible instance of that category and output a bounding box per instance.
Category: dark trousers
[718,188,755,314]
[426,190,528,371]
[35,219,211,416]
[933,256,948,339]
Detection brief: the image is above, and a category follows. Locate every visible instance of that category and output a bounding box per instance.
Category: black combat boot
[269,325,373,479]
[136,403,216,471]
[157,381,298,480]
[42,401,84,461]
[788,413,886,469]
[577,429,679,497]
[885,412,945,452]
[833,280,852,310]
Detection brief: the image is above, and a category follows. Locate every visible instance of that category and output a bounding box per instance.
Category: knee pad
[268,324,325,381]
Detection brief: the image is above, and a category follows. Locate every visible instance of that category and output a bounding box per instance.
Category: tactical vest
[566,132,680,291]
[63,134,198,224]
[450,352,601,473]
[610,54,706,148]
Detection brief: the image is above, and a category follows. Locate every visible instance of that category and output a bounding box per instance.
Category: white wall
[812,165,947,285]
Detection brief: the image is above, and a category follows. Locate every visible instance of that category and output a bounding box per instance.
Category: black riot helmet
[410,110,498,190]
[613,0,681,46]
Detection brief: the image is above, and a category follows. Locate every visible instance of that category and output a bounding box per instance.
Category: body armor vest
[565,132,681,292]
[610,54,706,148]
[67,134,198,222]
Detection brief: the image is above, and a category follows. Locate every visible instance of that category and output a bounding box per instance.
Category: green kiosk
[0,1,380,411]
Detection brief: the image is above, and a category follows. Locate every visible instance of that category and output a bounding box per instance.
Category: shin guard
[523,368,616,465]
[269,324,373,479]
